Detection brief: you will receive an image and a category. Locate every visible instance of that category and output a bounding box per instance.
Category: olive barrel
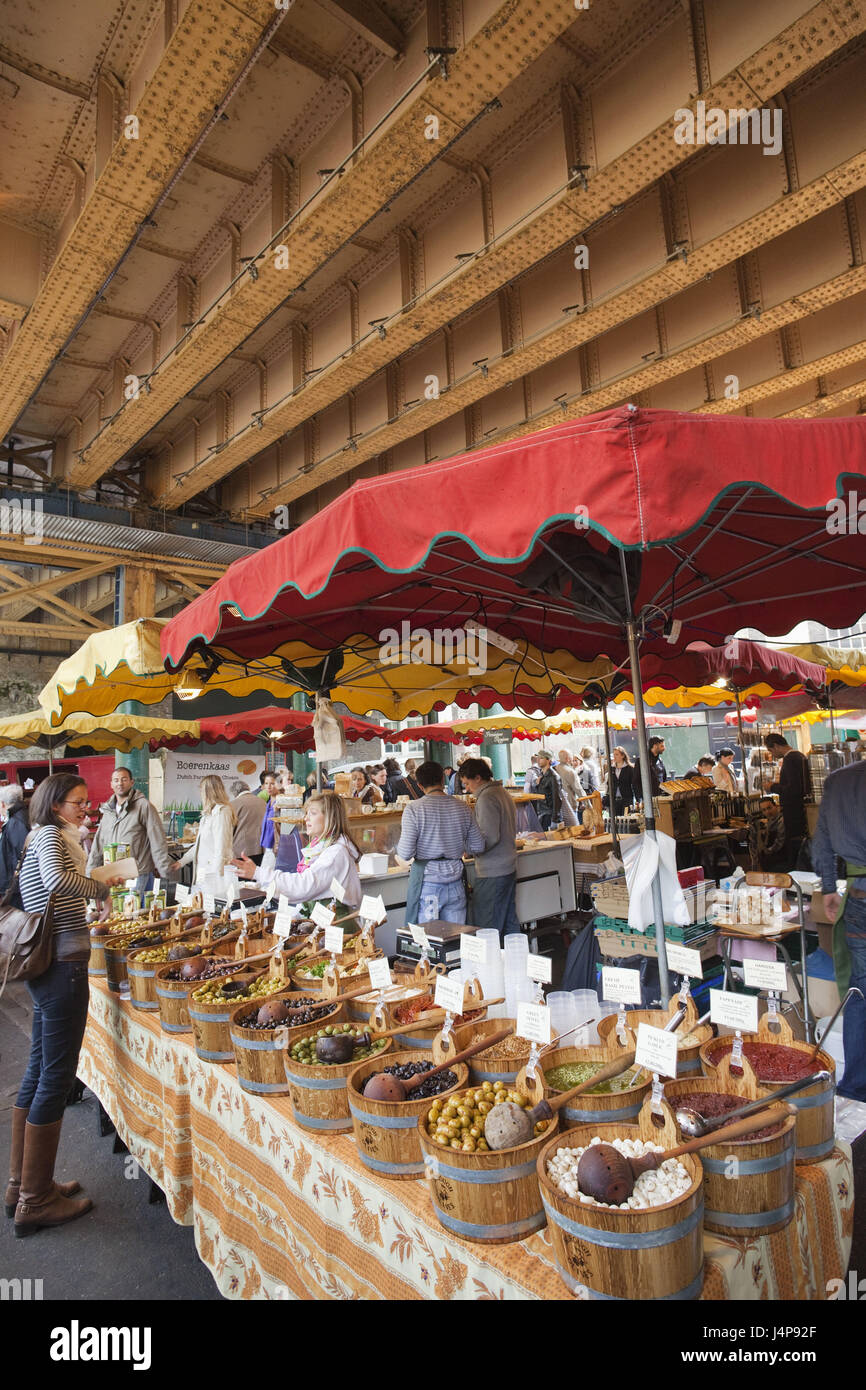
[229,995,347,1096]
[104,931,163,994]
[664,1054,796,1236]
[597,1006,711,1077]
[540,1045,651,1126]
[284,1035,393,1132]
[347,1051,468,1180]
[451,1017,530,1085]
[155,955,235,1034]
[537,1105,704,1301]
[417,1088,555,1244]
[188,973,268,1061]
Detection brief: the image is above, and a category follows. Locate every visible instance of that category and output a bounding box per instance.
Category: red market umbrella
[150,706,388,752]
[162,406,866,1005]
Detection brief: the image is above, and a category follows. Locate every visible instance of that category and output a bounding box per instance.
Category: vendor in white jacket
[175,775,236,882]
[232,791,362,907]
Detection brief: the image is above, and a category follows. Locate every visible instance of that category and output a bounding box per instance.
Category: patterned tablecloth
[78,982,854,1301]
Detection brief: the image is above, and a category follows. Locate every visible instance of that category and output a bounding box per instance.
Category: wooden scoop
[283,982,383,1015]
[576,1104,794,1204]
[316,1017,447,1063]
[361,1028,514,1102]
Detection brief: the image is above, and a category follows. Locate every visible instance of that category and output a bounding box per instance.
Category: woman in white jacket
[176,775,236,883]
[232,791,362,907]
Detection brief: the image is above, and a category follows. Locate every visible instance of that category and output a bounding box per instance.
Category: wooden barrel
[229,994,347,1096]
[347,1051,468,1180]
[188,972,269,1061]
[104,930,164,994]
[665,1053,797,1235]
[347,980,426,1024]
[88,919,145,978]
[451,1017,530,1085]
[537,1097,704,1300]
[155,955,235,1034]
[537,1044,651,1127]
[700,1013,835,1164]
[417,1088,556,1243]
[291,950,373,996]
[284,1034,394,1132]
[597,997,711,1076]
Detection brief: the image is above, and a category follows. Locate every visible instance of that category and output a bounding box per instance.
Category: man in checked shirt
[396,761,484,926]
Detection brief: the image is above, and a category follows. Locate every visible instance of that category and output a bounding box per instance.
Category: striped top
[396,792,485,883]
[19,824,110,961]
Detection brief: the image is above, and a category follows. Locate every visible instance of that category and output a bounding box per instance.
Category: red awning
[151,706,388,751]
[162,407,866,686]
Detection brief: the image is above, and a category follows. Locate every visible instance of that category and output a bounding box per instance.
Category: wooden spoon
[317,1017,449,1063]
[362,1028,514,1102]
[576,1104,794,1204]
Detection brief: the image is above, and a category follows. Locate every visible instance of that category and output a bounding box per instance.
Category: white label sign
[666,944,704,979]
[516,1001,551,1045]
[329,878,346,903]
[230,908,245,922]
[434,974,464,1015]
[710,988,759,1033]
[367,957,392,991]
[324,923,344,955]
[311,902,336,930]
[409,924,430,951]
[461,934,487,965]
[153,878,161,896]
[742,958,787,993]
[174,884,189,905]
[223,875,239,905]
[602,966,643,1005]
[635,1022,678,1079]
[263,882,276,904]
[202,891,216,914]
[359,893,387,924]
[278,894,290,913]
[526,954,553,984]
[274,909,295,939]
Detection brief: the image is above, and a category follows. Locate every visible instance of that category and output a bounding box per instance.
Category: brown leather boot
[5,1106,81,1216]
[14,1119,92,1238]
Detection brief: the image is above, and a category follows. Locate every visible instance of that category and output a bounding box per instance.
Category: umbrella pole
[601,698,620,858]
[48,744,54,774]
[625,618,671,1007]
[735,689,747,790]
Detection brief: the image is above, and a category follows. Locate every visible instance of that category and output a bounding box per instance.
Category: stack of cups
[472,929,506,1019]
[504,934,529,1019]
[571,988,600,1045]
[548,991,579,1047]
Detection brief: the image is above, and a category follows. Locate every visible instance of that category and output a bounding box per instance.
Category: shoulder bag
[0,836,56,996]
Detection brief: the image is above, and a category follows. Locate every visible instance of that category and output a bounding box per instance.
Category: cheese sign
[174,884,189,905]
[461,934,487,965]
[516,1001,551,1046]
[409,924,431,951]
[710,988,759,1034]
[329,878,347,904]
[601,966,643,1005]
[324,923,344,955]
[666,943,704,979]
[434,974,464,1015]
[526,954,553,984]
[742,958,788,993]
[311,902,335,930]
[635,1022,678,1079]
[367,956,392,991]
[359,894,387,925]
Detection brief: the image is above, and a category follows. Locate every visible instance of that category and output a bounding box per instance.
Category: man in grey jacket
[87,767,174,900]
[460,758,520,936]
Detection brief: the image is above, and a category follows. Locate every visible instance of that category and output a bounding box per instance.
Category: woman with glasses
[9,773,123,1237]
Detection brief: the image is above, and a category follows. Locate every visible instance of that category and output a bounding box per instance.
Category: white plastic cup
[548,991,579,1044]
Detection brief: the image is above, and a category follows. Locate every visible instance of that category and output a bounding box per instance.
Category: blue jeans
[472,873,521,936]
[840,897,866,1102]
[135,871,155,903]
[17,959,90,1124]
[419,877,466,924]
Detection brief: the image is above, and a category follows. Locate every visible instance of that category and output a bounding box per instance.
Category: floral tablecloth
[78,982,854,1301]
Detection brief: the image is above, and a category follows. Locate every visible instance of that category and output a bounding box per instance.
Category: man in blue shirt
[812,760,866,1101]
[396,761,484,925]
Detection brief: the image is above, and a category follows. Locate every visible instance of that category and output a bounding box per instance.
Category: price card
[526,954,553,984]
[359,894,387,924]
[278,894,290,913]
[274,909,295,938]
[329,878,347,903]
[516,1001,551,1045]
[174,884,189,905]
[203,891,216,914]
[311,902,336,930]
[230,908,245,921]
[742,958,788,993]
[461,934,487,965]
[635,1022,678,1079]
[323,923,344,955]
[409,924,430,951]
[710,988,758,1033]
[666,943,704,979]
[240,901,249,928]
[153,878,161,896]
[367,956,392,991]
[602,966,642,1005]
[434,974,464,1015]
[263,882,276,904]
[223,874,239,905]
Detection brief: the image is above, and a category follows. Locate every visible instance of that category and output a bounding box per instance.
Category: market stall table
[78,980,853,1301]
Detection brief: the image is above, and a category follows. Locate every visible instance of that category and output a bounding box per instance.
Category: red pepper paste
[675,1091,784,1139]
[707,1041,818,1083]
